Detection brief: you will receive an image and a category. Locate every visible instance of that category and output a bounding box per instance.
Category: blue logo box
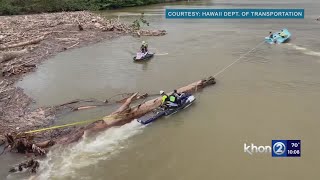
[165,9,304,19]
[272,140,301,157]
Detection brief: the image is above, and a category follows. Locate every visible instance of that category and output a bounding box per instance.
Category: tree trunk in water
[56,76,216,145]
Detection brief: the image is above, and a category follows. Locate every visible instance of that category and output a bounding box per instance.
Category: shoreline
[0,0,186,16]
[0,11,166,138]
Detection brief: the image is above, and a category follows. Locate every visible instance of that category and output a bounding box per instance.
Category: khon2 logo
[244,140,301,157]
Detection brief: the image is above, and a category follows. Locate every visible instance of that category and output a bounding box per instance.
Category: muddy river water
[2,0,320,179]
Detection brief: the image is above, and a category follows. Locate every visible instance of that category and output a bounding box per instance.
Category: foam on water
[287,43,320,57]
[305,51,320,57]
[35,120,144,179]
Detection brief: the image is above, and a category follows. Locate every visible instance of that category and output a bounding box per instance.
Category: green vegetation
[130,13,150,30]
[0,0,179,15]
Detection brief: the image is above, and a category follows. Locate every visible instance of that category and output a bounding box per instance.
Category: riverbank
[0,0,184,15]
[0,11,166,140]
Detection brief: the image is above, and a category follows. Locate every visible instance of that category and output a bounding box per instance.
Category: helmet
[160,90,164,95]
[142,41,146,45]
[173,89,177,93]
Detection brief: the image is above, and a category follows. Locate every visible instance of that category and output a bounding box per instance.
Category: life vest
[169,95,176,102]
[161,95,168,103]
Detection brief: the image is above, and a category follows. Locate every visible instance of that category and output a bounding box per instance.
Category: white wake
[35,120,144,179]
[287,43,320,57]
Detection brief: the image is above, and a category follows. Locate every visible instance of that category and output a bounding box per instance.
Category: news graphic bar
[272,140,301,157]
[165,9,304,19]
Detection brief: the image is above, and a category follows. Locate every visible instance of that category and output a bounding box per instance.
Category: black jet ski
[133,51,154,61]
[137,93,196,125]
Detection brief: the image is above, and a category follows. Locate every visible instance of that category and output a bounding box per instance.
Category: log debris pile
[0,132,53,156]
[0,11,167,139]
[0,11,166,77]
[1,74,215,174]
[3,76,216,149]
[0,11,217,176]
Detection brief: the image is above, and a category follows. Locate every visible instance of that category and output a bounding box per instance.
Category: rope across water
[213,41,265,77]
[21,41,264,135]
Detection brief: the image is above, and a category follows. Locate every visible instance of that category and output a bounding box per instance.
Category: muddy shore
[0,11,166,140]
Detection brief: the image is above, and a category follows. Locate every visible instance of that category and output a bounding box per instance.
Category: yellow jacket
[161,95,168,104]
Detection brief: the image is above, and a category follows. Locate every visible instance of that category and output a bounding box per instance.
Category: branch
[0,36,45,50]
[112,93,138,114]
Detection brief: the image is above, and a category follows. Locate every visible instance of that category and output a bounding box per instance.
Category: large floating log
[136,29,167,36]
[56,76,216,144]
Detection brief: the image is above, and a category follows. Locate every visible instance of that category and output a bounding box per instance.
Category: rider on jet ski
[172,89,183,105]
[269,32,273,39]
[141,41,148,53]
[160,90,168,103]
[279,30,286,38]
[160,90,181,109]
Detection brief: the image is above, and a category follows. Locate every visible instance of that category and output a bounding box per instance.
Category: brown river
[2,0,320,179]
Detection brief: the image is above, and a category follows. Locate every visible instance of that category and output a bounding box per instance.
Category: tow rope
[22,113,130,134]
[213,41,264,77]
[21,41,264,135]
[23,118,100,134]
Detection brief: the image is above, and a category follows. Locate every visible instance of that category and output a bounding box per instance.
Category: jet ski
[133,51,154,61]
[265,29,291,44]
[137,93,196,125]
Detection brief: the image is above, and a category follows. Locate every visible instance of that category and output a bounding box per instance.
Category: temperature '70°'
[291,142,300,147]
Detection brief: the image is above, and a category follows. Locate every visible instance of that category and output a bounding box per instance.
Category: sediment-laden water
[2,0,320,179]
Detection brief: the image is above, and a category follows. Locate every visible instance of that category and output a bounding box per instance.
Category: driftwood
[66,42,80,49]
[1,133,49,156]
[73,105,99,111]
[2,76,215,175]
[0,49,28,63]
[136,29,167,36]
[0,11,171,161]
[56,76,216,144]
[9,159,39,173]
[115,93,149,103]
[0,11,167,78]
[68,93,149,111]
[0,36,45,50]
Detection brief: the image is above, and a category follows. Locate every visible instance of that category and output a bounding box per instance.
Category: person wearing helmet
[140,41,148,53]
[160,90,179,109]
[160,90,169,105]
